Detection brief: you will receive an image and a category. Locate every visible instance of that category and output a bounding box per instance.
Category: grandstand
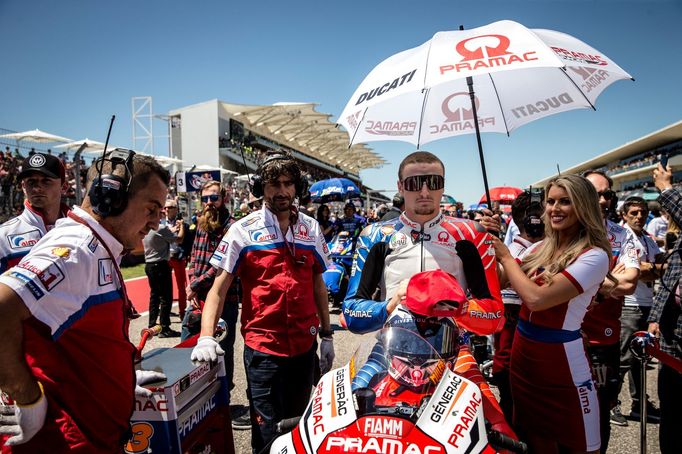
[533,120,682,199]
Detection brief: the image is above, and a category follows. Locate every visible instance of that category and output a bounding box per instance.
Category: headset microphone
[88,115,136,217]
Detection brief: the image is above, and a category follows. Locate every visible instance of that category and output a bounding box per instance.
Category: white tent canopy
[0,128,71,143]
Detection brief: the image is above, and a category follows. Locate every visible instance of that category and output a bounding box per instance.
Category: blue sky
[1,0,680,205]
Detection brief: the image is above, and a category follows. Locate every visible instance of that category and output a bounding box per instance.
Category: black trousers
[587,342,620,454]
[244,343,316,453]
[145,260,172,329]
[658,364,682,453]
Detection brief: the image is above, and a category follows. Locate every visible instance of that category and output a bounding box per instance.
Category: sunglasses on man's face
[201,194,220,203]
[401,174,445,192]
[597,190,615,200]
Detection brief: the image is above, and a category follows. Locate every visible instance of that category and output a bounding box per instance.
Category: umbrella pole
[74,143,87,206]
[466,76,492,208]
[459,25,492,208]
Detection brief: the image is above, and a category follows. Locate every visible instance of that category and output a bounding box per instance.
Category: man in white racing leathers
[341,151,514,439]
[342,151,504,335]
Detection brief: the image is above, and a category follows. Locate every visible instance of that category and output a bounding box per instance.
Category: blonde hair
[521,174,613,286]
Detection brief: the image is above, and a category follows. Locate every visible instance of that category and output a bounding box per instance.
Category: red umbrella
[479,186,523,204]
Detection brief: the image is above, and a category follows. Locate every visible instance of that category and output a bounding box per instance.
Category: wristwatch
[319,328,334,339]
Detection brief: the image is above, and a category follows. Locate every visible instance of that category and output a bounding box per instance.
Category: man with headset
[191,151,334,452]
[0,152,70,273]
[492,189,545,422]
[582,169,640,452]
[0,150,170,452]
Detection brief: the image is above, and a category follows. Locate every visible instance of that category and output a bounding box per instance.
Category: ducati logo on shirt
[410,230,431,244]
[98,258,114,286]
[7,230,41,249]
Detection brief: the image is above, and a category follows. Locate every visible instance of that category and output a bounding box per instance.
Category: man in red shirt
[0,151,169,452]
[191,151,333,452]
[582,170,640,452]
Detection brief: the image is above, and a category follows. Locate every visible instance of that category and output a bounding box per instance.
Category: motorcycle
[323,230,356,306]
[269,327,526,454]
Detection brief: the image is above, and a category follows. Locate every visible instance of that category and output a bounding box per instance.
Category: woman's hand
[491,235,513,264]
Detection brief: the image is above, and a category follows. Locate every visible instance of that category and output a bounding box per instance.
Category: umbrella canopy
[468,203,488,210]
[0,128,71,143]
[54,138,105,151]
[338,20,632,147]
[337,20,633,205]
[479,186,523,204]
[309,178,361,203]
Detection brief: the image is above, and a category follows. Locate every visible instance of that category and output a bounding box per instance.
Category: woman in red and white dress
[493,174,615,454]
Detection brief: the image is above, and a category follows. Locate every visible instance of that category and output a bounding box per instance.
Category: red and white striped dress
[511,245,609,452]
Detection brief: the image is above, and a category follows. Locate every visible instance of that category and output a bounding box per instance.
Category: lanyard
[282,224,296,258]
[67,211,134,313]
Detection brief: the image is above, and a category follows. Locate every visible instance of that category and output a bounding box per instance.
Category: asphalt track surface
[130,304,663,454]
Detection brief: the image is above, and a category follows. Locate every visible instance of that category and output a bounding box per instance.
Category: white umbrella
[54,138,106,151]
[0,128,71,143]
[337,20,633,203]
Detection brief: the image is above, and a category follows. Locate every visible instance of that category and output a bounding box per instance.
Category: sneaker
[630,401,661,423]
[158,328,181,338]
[610,402,628,426]
[231,405,251,430]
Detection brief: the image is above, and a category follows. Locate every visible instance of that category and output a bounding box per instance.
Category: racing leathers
[342,212,504,335]
[342,212,512,440]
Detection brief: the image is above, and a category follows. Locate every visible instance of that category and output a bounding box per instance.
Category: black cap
[18,152,66,182]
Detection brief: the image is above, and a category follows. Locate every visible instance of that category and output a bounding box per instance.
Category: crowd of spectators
[0,146,87,221]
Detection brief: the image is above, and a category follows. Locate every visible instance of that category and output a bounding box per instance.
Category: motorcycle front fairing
[270,329,494,454]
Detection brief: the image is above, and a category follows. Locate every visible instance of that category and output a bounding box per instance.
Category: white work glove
[0,383,47,446]
[135,370,167,398]
[190,336,225,363]
[319,337,335,374]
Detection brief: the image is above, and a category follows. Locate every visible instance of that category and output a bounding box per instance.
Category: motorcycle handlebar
[487,429,528,453]
[276,416,301,434]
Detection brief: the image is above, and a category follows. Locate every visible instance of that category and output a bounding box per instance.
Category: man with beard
[190,151,334,452]
[0,153,70,273]
[581,170,640,451]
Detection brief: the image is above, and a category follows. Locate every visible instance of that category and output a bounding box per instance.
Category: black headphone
[522,188,545,239]
[250,152,308,199]
[88,149,136,217]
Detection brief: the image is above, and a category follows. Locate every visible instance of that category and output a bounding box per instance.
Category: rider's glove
[190,336,225,363]
[0,382,47,446]
[135,370,167,398]
[319,337,335,374]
